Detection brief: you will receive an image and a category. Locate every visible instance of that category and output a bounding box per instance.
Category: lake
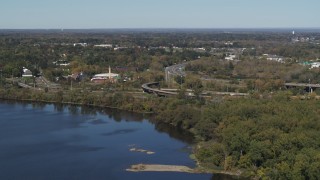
[0,100,234,180]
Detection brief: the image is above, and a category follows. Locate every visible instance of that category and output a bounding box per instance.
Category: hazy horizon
[1,0,319,29]
[1,28,320,34]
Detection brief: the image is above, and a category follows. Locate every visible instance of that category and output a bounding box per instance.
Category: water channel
[0,100,235,180]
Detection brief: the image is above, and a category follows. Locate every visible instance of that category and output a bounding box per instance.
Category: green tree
[185,76,203,97]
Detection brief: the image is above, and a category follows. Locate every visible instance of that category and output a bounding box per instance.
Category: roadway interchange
[165,63,187,82]
[143,61,248,97]
[145,62,320,97]
[16,76,61,91]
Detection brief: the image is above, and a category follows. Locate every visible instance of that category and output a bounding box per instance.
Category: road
[165,63,187,82]
[36,76,61,90]
[14,76,61,91]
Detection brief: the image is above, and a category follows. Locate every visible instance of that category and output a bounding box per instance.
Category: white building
[94,44,113,48]
[91,66,119,83]
[311,62,320,69]
[22,67,33,77]
[73,43,87,47]
[225,54,236,61]
[263,54,284,63]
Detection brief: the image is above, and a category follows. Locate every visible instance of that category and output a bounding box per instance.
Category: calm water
[0,100,233,180]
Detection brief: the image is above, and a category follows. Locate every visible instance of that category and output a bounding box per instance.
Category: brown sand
[126,164,195,173]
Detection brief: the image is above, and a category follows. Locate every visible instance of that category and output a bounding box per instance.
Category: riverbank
[126,163,243,178]
[0,95,154,114]
[127,164,195,173]
[0,88,247,179]
[0,87,156,114]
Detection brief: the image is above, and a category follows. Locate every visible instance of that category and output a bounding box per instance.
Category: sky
[0,0,319,29]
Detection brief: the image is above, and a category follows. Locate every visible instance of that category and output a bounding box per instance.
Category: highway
[15,76,61,91]
[17,82,35,89]
[36,76,61,90]
[143,61,248,97]
[165,63,187,82]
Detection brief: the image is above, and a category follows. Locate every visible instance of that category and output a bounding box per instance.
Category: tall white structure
[292,31,295,35]
[91,66,119,83]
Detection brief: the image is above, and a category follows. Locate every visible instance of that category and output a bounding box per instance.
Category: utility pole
[167,71,171,87]
[33,76,36,89]
[165,67,168,82]
[309,79,312,94]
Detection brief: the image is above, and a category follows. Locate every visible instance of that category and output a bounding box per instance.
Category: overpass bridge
[142,82,178,97]
[285,83,320,92]
[142,82,248,97]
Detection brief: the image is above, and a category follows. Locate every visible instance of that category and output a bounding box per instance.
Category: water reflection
[78,106,195,143]
[211,174,247,180]
[54,103,64,112]
[31,102,46,110]
[80,105,98,115]
[103,108,144,122]
[68,105,79,115]
[101,128,140,136]
[153,122,195,144]
[1,100,42,110]
[1,100,195,146]
[53,104,145,123]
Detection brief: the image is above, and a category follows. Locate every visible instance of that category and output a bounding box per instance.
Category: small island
[129,148,155,155]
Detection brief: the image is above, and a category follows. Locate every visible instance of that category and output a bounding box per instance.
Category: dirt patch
[126,164,196,173]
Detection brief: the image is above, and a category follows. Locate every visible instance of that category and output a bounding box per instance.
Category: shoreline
[0,97,154,114]
[126,164,195,173]
[0,96,244,178]
[126,164,243,177]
